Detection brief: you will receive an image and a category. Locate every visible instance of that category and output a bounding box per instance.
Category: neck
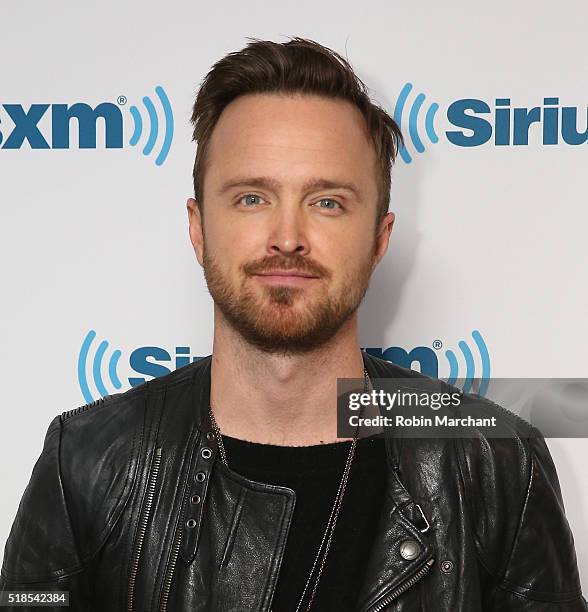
[209,306,366,446]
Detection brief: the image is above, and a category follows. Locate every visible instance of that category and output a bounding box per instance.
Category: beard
[202,240,376,355]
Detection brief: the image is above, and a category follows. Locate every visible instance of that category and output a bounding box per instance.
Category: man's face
[187,93,394,354]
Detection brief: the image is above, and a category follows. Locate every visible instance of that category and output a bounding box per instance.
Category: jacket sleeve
[481,433,587,610]
[0,415,91,611]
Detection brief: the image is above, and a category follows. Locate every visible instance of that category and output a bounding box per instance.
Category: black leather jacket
[1,353,586,611]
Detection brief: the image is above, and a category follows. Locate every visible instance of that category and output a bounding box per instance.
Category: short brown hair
[190,37,403,226]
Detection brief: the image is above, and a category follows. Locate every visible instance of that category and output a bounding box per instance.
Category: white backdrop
[1,0,586,588]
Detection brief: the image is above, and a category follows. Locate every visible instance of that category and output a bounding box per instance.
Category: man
[1,37,585,611]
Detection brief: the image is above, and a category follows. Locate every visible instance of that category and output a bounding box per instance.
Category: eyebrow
[216,176,363,200]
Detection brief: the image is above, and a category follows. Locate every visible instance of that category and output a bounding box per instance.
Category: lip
[253,271,320,286]
[255,271,318,278]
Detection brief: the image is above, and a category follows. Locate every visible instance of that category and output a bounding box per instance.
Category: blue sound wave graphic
[393,82,439,164]
[444,330,491,396]
[78,330,123,403]
[128,85,174,166]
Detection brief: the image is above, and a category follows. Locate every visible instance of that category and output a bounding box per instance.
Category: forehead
[204,93,378,195]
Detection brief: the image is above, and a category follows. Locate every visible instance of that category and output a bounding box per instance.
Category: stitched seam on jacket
[493,445,574,602]
[454,436,495,578]
[57,414,85,574]
[261,488,296,611]
[61,362,207,426]
[83,416,140,567]
[0,564,86,583]
[1,416,86,583]
[219,487,246,568]
[61,390,141,425]
[496,579,584,603]
[497,443,534,586]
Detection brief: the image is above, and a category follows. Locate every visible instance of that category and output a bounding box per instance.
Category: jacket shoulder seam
[56,413,85,577]
[455,431,533,582]
[496,576,585,604]
[60,367,199,425]
[1,415,86,583]
[453,436,497,578]
[0,560,86,584]
[498,442,535,581]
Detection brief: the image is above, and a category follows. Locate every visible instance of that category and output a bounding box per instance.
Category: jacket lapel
[357,353,436,611]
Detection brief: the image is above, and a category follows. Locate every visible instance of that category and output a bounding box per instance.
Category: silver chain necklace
[208,367,370,612]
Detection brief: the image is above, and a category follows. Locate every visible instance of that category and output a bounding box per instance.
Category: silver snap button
[186,518,197,528]
[190,494,201,504]
[201,447,212,459]
[206,431,215,441]
[440,560,454,573]
[194,471,206,482]
[399,539,421,560]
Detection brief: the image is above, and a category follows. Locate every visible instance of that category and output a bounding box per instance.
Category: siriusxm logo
[0,85,173,166]
[363,329,490,396]
[77,329,490,403]
[394,82,587,163]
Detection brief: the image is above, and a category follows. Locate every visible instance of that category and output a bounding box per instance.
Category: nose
[266,204,310,256]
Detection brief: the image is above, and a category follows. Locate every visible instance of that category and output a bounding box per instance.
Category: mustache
[243,255,331,279]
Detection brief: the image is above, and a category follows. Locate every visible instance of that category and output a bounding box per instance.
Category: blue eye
[316,198,341,210]
[239,194,264,206]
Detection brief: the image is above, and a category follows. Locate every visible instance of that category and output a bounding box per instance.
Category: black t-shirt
[221,433,387,611]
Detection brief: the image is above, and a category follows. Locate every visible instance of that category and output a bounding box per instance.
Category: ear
[187,197,204,266]
[372,211,395,269]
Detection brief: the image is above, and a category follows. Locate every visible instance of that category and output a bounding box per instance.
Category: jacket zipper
[159,522,183,611]
[160,429,208,610]
[127,447,163,612]
[364,557,434,612]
